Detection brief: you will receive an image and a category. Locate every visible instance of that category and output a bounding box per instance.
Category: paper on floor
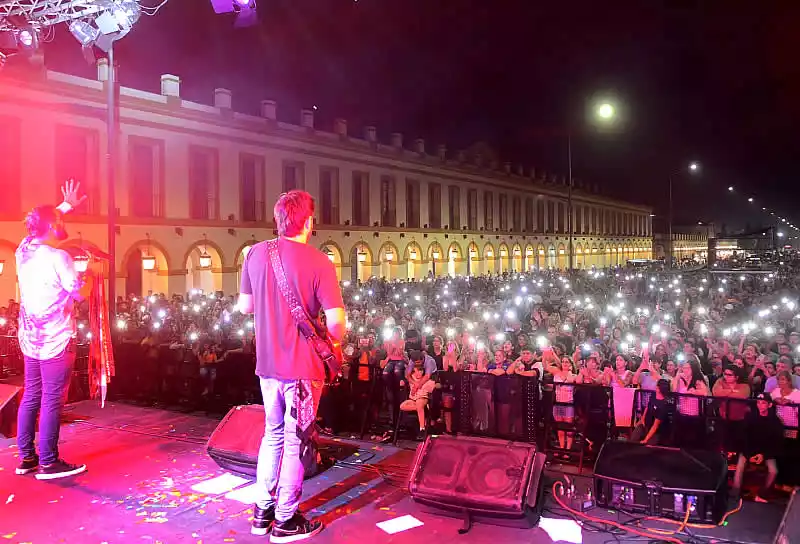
[376,514,424,534]
[539,516,583,544]
[190,473,250,495]
[225,483,262,504]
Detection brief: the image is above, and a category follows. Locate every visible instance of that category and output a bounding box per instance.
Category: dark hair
[409,350,424,363]
[656,378,671,396]
[723,364,744,384]
[24,205,65,240]
[273,190,315,237]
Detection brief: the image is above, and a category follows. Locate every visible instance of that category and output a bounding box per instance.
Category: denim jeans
[255,377,323,522]
[17,344,74,465]
[382,360,407,425]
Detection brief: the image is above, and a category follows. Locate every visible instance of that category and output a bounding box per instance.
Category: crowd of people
[3,252,800,499]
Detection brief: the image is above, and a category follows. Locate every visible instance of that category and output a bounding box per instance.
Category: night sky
[35,0,800,233]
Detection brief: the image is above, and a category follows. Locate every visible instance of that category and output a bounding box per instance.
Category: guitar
[304,313,343,384]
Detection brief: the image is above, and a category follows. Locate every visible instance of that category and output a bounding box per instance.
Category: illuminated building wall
[0,65,653,300]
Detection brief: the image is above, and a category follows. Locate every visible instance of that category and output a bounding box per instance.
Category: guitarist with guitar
[238,190,346,542]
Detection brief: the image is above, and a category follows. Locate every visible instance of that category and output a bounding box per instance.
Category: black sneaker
[35,459,87,480]
[15,456,39,475]
[252,504,276,536]
[270,513,323,543]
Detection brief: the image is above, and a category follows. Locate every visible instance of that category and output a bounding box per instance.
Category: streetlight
[596,103,615,120]
[567,99,618,274]
[432,249,440,277]
[667,161,700,268]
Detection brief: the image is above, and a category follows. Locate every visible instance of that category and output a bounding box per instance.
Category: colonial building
[653,224,715,263]
[0,62,653,301]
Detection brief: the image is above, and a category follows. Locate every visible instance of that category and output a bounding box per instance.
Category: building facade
[653,224,715,263]
[0,63,653,301]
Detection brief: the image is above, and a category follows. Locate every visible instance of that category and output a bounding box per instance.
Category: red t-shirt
[240,238,344,380]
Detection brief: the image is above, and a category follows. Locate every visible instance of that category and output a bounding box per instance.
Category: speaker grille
[410,435,536,515]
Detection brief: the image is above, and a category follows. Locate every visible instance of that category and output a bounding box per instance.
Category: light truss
[0,0,108,31]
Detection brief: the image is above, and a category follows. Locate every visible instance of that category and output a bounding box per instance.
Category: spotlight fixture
[66,0,141,52]
[0,23,39,57]
[210,0,258,27]
[69,20,100,46]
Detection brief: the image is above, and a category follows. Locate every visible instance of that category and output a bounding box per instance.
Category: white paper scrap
[376,514,424,534]
[190,473,250,495]
[225,483,263,504]
[538,516,583,544]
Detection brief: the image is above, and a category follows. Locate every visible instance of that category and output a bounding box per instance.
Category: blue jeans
[16,344,74,465]
[255,377,323,522]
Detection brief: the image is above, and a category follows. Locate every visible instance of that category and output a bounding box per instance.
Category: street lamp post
[568,101,617,275]
[107,44,118,314]
[568,135,574,274]
[667,162,699,269]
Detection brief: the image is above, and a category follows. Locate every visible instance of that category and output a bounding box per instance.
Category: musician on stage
[238,190,346,542]
[15,180,89,480]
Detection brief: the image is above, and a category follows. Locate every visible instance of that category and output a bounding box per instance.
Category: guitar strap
[267,239,319,435]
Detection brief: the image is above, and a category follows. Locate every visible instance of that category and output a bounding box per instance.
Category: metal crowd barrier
[106,349,800,483]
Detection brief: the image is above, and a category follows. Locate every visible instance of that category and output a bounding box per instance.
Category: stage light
[210,0,258,27]
[69,20,100,46]
[0,25,39,57]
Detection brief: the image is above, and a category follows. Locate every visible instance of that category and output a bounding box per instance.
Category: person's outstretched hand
[61,179,87,210]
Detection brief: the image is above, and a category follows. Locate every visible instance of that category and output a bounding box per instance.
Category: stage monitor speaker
[774,488,800,544]
[0,383,21,438]
[593,441,728,524]
[206,404,355,478]
[408,434,546,530]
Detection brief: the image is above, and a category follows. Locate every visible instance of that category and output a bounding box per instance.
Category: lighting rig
[210,0,258,28]
[0,0,146,64]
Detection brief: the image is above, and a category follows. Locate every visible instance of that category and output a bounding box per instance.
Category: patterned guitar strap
[267,239,316,441]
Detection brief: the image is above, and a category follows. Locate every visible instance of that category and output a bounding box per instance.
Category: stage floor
[0,401,787,544]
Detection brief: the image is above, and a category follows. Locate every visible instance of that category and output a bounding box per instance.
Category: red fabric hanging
[87,271,115,404]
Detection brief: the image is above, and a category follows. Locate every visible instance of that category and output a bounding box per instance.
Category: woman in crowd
[399,358,437,440]
[603,354,632,388]
[546,349,576,458]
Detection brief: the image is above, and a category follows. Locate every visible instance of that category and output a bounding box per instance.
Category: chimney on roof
[391,132,403,149]
[260,100,277,120]
[334,118,348,137]
[364,126,377,143]
[301,109,314,129]
[214,88,232,110]
[437,144,447,161]
[160,74,181,98]
[96,58,109,82]
[414,139,425,154]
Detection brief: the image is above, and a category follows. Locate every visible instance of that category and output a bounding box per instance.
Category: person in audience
[632,379,672,445]
[764,356,800,393]
[399,356,436,440]
[546,349,576,459]
[732,393,783,502]
[770,370,800,405]
[603,354,632,388]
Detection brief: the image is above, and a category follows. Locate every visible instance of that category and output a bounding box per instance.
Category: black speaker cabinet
[408,434,546,530]
[594,441,728,524]
[206,404,356,478]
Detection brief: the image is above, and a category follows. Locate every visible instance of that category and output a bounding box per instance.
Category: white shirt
[16,240,82,360]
